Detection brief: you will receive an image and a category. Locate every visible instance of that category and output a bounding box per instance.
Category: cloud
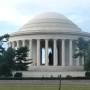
[0,0,30,26]
[0,0,90,34]
[0,0,90,23]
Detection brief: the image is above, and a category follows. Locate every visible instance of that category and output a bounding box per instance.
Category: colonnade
[9,39,82,66]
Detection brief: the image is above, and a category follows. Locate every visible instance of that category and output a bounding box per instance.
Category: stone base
[21,71,85,77]
[13,66,85,77]
[28,66,84,72]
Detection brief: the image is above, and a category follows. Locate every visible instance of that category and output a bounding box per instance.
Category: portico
[9,38,79,66]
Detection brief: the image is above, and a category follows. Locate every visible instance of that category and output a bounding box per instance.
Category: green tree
[0,34,9,55]
[0,47,16,77]
[74,37,90,71]
[74,37,89,64]
[84,46,90,71]
[0,34,13,77]
[0,34,32,77]
[15,47,32,71]
[4,47,16,69]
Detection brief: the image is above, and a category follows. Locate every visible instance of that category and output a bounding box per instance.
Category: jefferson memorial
[9,12,90,77]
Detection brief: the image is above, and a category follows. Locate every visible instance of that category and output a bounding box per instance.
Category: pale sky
[0,0,90,35]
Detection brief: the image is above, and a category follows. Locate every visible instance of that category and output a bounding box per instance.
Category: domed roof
[20,12,81,33]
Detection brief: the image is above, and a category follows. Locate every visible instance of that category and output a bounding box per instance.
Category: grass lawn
[0,85,90,90]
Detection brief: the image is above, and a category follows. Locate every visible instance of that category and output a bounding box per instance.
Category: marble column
[29,40,32,59]
[61,39,65,66]
[82,56,84,65]
[75,45,80,66]
[37,39,40,66]
[12,41,14,48]
[45,39,48,66]
[8,42,11,47]
[54,39,57,66]
[22,40,25,47]
[69,39,73,66]
[17,40,19,48]
[76,58,80,66]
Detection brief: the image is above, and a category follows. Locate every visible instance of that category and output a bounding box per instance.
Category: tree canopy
[0,34,13,77]
[0,34,9,56]
[0,34,32,77]
[74,37,90,71]
[14,47,32,71]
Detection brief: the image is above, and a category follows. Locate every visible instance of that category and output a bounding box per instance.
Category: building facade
[9,12,90,77]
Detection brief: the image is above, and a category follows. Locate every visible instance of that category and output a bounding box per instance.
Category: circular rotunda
[9,12,90,77]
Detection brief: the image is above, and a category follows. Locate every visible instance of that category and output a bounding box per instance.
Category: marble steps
[28,66,84,72]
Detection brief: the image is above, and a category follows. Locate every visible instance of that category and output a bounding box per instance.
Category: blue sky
[0,0,90,35]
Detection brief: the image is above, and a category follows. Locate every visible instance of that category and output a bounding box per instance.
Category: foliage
[5,47,16,69]
[14,47,32,71]
[14,72,22,78]
[85,71,90,78]
[0,34,33,77]
[0,34,13,77]
[84,47,90,71]
[66,75,72,78]
[0,34,9,41]
[74,37,89,59]
[0,63,12,77]
[74,38,89,62]
[74,37,90,71]
[0,34,9,55]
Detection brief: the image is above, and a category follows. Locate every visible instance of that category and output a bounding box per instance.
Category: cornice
[9,31,90,38]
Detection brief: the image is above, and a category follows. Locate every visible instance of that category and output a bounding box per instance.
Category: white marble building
[9,12,90,77]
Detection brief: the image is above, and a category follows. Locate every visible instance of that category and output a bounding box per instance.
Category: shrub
[85,71,90,78]
[0,64,12,77]
[14,72,22,78]
[66,75,72,78]
[50,75,53,79]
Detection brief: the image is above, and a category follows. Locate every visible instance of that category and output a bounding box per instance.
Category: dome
[20,12,81,33]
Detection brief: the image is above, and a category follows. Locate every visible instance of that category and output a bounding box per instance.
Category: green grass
[0,85,90,90]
